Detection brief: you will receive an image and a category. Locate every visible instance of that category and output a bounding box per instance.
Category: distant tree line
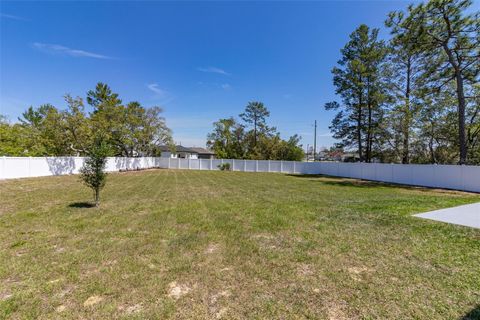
[325,0,479,164]
[0,83,173,157]
[207,102,304,161]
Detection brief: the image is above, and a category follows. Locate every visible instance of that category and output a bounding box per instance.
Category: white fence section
[0,157,163,180]
[1,157,480,193]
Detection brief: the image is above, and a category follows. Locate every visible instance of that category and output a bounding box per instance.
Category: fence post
[293,161,296,174]
[168,157,171,169]
[255,160,258,172]
[28,156,32,177]
[244,160,247,172]
[268,160,271,173]
[280,160,283,173]
[1,156,5,179]
[390,163,394,182]
[178,158,181,169]
[210,158,213,170]
[232,159,235,171]
[188,158,191,169]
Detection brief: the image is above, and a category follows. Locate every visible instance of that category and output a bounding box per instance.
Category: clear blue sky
[2,1,478,148]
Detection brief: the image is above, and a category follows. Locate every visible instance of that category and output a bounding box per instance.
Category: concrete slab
[415,202,480,229]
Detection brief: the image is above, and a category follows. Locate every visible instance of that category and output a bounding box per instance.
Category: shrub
[218,162,231,171]
[80,139,110,206]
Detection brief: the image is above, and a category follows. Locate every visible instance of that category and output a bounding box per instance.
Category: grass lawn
[1,169,479,319]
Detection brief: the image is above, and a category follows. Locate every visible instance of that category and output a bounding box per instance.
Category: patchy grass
[0,169,479,319]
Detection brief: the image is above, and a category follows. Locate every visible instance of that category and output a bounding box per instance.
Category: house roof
[159,145,198,153]
[188,147,215,155]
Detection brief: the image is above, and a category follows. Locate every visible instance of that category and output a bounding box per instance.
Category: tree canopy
[1,83,173,157]
[207,103,304,161]
[326,0,479,164]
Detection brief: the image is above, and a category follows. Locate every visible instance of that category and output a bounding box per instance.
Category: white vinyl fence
[1,157,480,193]
[0,157,161,180]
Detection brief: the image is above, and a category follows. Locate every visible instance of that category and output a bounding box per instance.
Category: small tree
[80,138,109,206]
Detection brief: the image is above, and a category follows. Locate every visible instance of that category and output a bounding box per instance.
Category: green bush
[218,163,231,171]
[80,139,110,206]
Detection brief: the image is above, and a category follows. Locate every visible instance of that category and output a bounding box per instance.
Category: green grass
[1,169,479,319]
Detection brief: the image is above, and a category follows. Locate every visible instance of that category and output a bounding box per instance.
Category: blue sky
[2,1,478,148]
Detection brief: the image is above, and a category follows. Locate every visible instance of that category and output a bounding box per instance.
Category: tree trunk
[357,109,363,162]
[366,79,372,163]
[402,58,412,164]
[357,82,364,162]
[443,44,467,164]
[366,104,372,163]
[455,72,467,164]
[95,188,100,207]
[429,123,436,164]
[254,118,257,148]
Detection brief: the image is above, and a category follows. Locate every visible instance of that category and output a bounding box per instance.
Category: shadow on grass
[286,174,475,194]
[68,202,96,208]
[287,174,381,188]
[461,305,480,320]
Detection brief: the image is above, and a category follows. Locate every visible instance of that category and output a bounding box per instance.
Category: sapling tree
[80,138,110,206]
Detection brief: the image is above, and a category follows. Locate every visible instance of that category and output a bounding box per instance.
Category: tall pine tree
[325,24,388,162]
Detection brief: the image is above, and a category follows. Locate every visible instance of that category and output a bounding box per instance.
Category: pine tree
[325,24,388,162]
[388,0,479,164]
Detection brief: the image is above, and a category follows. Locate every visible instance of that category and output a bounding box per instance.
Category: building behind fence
[1,156,479,193]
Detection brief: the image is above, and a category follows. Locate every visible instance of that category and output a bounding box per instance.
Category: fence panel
[463,165,480,192]
[282,161,295,174]
[232,160,244,172]
[244,160,256,172]
[1,157,480,193]
[268,161,281,172]
[198,159,209,170]
[189,159,200,170]
[4,157,30,179]
[433,165,463,190]
[210,159,222,170]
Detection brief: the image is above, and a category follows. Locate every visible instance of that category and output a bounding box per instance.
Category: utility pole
[313,120,317,161]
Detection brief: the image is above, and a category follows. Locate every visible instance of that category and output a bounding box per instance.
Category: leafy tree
[207,105,304,161]
[0,116,28,156]
[117,103,172,156]
[3,83,173,157]
[207,118,245,159]
[18,104,70,156]
[388,0,479,164]
[63,95,92,155]
[87,84,172,157]
[274,134,305,161]
[80,137,110,206]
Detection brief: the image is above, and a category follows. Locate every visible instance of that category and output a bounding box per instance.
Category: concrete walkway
[415,202,480,229]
